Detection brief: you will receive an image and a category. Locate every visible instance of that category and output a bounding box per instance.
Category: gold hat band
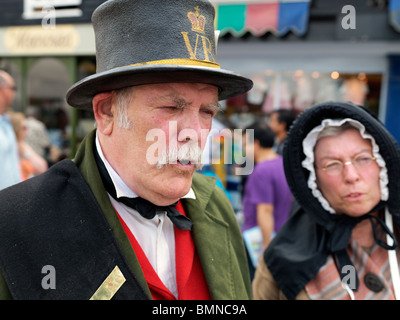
[115,58,221,70]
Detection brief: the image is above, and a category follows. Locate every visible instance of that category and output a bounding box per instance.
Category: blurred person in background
[8,111,48,180]
[242,122,292,248]
[0,70,21,189]
[25,106,51,162]
[268,109,297,155]
[241,122,292,279]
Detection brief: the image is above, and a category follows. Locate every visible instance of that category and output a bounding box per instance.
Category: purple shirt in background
[242,156,292,232]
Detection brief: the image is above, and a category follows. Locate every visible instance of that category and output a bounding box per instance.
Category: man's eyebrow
[172,96,189,109]
[207,102,222,112]
[172,96,221,112]
[155,93,221,112]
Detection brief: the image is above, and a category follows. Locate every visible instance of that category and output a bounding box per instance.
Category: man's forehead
[140,82,217,92]
[137,83,219,102]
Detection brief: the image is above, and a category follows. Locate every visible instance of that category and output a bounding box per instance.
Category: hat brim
[66,64,253,109]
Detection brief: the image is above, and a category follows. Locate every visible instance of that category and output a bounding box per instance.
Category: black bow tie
[116,196,192,230]
[94,146,192,230]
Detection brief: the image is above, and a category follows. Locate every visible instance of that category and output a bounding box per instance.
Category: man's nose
[177,113,203,143]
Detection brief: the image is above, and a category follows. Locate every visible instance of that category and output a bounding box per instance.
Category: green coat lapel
[184,174,251,299]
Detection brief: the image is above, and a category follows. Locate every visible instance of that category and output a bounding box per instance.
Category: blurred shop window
[225,70,381,129]
[27,58,71,156]
[23,0,82,19]
[340,76,369,107]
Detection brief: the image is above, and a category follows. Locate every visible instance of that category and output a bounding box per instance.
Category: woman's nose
[342,162,360,183]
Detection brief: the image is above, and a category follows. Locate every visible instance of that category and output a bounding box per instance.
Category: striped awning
[389,0,400,32]
[213,0,311,37]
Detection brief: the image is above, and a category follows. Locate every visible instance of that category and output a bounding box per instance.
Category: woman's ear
[92,92,114,135]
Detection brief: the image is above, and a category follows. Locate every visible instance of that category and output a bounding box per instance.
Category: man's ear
[92,92,114,135]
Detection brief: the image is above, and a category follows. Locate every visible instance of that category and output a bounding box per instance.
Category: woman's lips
[344,192,364,201]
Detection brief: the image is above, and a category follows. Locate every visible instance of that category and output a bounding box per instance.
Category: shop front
[0,22,96,156]
[217,40,397,127]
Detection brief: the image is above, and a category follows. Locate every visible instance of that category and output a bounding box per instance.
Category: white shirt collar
[95,132,196,200]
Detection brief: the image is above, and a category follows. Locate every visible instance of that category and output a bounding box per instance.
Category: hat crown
[66,0,253,109]
[92,0,218,73]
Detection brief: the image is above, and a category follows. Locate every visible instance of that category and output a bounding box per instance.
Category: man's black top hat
[66,0,253,109]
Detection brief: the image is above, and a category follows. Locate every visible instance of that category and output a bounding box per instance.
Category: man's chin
[159,180,193,204]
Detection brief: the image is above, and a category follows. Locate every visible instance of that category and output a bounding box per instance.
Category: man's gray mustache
[155,144,203,170]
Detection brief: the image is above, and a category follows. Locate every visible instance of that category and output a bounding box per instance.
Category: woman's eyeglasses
[319,154,376,176]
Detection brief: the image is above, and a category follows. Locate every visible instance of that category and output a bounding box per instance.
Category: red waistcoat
[116,201,211,300]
